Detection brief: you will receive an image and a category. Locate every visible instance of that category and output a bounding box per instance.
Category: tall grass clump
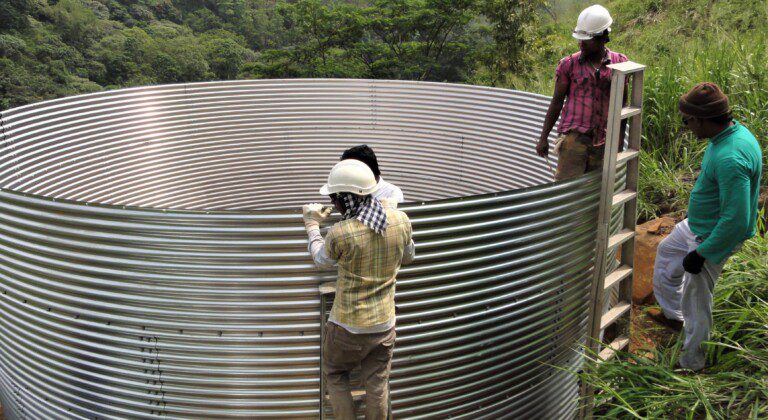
[579,235,768,419]
[636,34,767,218]
[636,150,698,221]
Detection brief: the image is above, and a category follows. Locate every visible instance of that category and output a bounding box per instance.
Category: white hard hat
[573,5,613,40]
[319,159,380,196]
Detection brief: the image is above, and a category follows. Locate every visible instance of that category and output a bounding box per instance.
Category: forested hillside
[0,0,548,109]
[2,0,765,219]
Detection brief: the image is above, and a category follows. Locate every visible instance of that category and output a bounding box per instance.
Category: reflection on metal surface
[0,80,610,418]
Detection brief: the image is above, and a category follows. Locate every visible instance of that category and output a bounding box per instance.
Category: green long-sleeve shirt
[688,121,763,264]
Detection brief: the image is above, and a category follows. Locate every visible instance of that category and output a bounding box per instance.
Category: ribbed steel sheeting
[0,79,616,418]
[0,80,557,208]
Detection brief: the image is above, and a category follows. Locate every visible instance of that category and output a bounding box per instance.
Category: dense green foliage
[0,0,765,221]
[0,0,545,109]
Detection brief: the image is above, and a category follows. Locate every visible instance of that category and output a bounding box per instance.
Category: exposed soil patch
[633,217,676,303]
[629,217,683,356]
[630,304,679,357]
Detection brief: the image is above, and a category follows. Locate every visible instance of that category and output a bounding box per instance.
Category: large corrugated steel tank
[0,80,619,418]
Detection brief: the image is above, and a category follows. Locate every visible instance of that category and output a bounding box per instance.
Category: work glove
[302,203,332,232]
[682,249,706,274]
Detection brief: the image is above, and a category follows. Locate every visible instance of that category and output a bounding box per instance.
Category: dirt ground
[628,214,688,357]
[630,303,679,357]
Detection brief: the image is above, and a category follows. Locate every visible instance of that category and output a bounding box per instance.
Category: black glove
[682,249,706,274]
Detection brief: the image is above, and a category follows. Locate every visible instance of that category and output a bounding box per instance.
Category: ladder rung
[597,335,630,362]
[608,229,635,248]
[620,106,642,119]
[319,282,337,295]
[324,389,366,402]
[617,149,640,165]
[604,265,633,291]
[600,301,631,330]
[607,61,647,74]
[612,189,637,207]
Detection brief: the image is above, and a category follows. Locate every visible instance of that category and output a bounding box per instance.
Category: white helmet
[319,159,379,196]
[573,5,613,40]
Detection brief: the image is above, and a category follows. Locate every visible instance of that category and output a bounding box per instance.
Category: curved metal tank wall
[0,80,619,418]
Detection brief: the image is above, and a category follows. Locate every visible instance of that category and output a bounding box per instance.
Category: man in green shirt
[652,83,763,370]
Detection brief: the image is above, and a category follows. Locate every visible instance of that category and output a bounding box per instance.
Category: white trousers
[652,219,738,370]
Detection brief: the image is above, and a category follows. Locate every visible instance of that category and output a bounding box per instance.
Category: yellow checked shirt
[325,209,413,330]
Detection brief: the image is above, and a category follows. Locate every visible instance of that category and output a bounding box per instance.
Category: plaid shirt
[325,209,412,329]
[556,49,628,146]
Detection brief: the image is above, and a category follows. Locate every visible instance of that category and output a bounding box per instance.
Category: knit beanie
[678,82,730,118]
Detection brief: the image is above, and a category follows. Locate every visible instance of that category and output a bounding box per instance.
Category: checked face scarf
[338,192,388,235]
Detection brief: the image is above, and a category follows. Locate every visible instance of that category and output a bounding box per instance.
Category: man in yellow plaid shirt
[303,159,415,419]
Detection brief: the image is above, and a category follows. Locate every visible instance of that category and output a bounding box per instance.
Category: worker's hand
[536,138,549,157]
[302,203,333,231]
[682,249,706,274]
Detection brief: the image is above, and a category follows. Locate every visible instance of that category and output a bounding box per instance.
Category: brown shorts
[554,131,605,181]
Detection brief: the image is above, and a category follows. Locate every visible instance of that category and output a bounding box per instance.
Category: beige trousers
[323,322,396,419]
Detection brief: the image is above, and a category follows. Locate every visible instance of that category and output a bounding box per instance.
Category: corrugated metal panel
[0,80,556,208]
[0,79,610,418]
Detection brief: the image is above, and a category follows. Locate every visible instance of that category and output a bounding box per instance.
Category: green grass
[580,235,768,419]
[636,150,699,222]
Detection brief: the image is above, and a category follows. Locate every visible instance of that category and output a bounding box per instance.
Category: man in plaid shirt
[302,159,415,419]
[536,4,628,180]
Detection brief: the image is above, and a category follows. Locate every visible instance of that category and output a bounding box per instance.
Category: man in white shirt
[341,145,405,203]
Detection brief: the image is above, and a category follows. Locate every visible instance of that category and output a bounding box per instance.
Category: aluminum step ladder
[581,60,646,419]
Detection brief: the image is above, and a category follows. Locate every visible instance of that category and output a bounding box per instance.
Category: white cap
[319,159,380,196]
[573,5,613,40]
